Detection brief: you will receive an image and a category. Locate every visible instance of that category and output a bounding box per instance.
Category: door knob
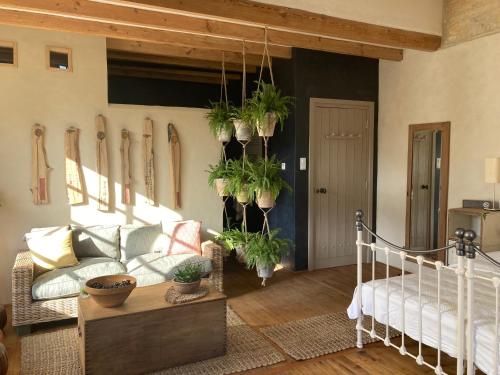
[315,188,327,194]
[421,184,429,190]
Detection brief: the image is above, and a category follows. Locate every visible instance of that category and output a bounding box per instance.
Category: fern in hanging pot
[245,229,290,283]
[250,82,294,137]
[215,228,253,263]
[206,101,233,142]
[226,157,253,204]
[248,156,292,208]
[207,159,231,197]
[230,103,254,142]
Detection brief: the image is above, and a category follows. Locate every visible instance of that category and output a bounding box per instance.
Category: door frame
[405,122,450,259]
[308,98,375,271]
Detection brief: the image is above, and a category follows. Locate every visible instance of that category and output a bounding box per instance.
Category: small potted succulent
[206,101,233,142]
[230,103,254,142]
[172,263,203,294]
[216,228,253,263]
[248,156,292,208]
[207,159,231,197]
[250,82,293,137]
[244,229,290,284]
[225,157,253,204]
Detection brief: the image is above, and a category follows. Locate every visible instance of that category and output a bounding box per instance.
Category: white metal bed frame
[354,210,500,375]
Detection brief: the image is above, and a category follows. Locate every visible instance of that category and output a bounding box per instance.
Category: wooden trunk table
[78,281,226,375]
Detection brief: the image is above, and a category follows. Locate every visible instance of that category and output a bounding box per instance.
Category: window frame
[46,46,73,72]
[0,40,18,67]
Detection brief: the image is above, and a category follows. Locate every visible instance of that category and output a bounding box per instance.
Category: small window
[0,41,17,67]
[46,46,72,72]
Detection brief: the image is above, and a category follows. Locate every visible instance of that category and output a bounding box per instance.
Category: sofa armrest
[12,251,34,324]
[201,241,223,293]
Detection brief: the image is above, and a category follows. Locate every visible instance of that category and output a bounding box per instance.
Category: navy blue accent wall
[270,49,379,270]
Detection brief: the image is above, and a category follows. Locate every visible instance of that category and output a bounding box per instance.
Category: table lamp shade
[485,158,500,183]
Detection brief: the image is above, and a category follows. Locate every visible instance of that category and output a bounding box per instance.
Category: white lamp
[485,157,500,211]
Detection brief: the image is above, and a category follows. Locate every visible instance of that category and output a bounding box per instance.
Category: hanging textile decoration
[95,115,110,211]
[64,127,85,205]
[31,124,50,205]
[120,129,132,205]
[168,123,181,209]
[143,118,155,205]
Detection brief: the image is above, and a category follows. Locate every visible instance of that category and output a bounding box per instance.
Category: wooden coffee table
[78,281,227,375]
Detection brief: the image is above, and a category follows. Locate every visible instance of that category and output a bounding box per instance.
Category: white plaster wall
[378,33,500,258]
[261,0,443,35]
[0,25,222,305]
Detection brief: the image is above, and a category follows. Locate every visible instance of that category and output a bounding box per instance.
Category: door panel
[311,99,373,269]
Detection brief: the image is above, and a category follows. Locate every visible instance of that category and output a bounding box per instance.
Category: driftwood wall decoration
[64,127,85,205]
[31,124,50,205]
[168,123,181,209]
[95,115,109,211]
[120,129,132,205]
[143,118,155,205]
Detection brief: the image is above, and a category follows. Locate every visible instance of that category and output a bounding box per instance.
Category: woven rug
[260,311,399,360]
[21,307,285,375]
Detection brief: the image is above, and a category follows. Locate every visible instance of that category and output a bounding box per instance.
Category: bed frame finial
[464,230,477,259]
[455,228,466,256]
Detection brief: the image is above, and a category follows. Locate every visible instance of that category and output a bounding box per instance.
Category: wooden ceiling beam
[107,0,441,51]
[0,9,290,58]
[107,38,265,66]
[107,51,257,72]
[0,0,403,60]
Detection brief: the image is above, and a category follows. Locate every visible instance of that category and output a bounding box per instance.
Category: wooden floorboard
[3,259,472,374]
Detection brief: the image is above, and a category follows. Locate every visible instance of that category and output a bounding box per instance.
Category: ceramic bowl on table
[85,275,137,308]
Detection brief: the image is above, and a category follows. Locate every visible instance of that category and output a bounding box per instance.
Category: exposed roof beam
[107,51,257,72]
[108,64,241,84]
[0,9,290,58]
[107,38,265,65]
[0,0,403,61]
[95,0,441,51]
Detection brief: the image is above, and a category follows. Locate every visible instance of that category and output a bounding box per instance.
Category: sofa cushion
[162,220,202,256]
[26,228,79,271]
[32,257,126,300]
[71,225,120,260]
[119,224,165,262]
[125,253,212,287]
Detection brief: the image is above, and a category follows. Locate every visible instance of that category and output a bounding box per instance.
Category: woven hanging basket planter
[234,120,252,141]
[236,186,250,204]
[215,178,228,197]
[257,112,277,137]
[217,128,232,143]
[0,343,7,375]
[257,264,275,279]
[257,191,275,209]
[235,246,246,263]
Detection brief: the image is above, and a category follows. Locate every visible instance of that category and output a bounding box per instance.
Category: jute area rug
[21,307,285,375]
[261,311,399,361]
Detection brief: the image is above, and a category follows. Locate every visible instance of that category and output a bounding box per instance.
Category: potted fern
[216,228,253,263]
[172,263,203,294]
[250,82,293,137]
[226,157,253,204]
[248,156,292,208]
[207,159,230,197]
[206,101,233,142]
[245,229,289,282]
[230,103,254,141]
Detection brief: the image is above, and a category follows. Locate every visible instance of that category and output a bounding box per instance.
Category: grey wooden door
[309,99,374,269]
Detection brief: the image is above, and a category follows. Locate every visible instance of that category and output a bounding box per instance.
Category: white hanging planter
[257,112,277,137]
[256,191,275,209]
[236,185,250,204]
[217,128,232,143]
[234,120,252,141]
[215,178,228,197]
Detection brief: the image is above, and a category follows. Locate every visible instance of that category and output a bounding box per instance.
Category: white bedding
[347,257,500,374]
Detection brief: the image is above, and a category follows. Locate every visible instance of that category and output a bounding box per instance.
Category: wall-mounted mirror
[405,122,450,260]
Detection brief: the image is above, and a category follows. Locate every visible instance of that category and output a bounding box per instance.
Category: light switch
[299,157,307,171]
[281,163,286,170]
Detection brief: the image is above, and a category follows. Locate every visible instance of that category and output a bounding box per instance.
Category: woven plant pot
[0,305,5,331]
[217,128,232,143]
[256,191,275,209]
[0,343,7,375]
[235,246,246,264]
[257,112,277,137]
[215,178,228,197]
[257,264,275,279]
[172,279,201,294]
[236,186,250,204]
[233,120,252,141]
